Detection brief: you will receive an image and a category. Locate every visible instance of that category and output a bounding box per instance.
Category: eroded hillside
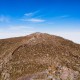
[0,32,80,80]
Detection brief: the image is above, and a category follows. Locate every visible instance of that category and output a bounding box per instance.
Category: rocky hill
[0,32,80,80]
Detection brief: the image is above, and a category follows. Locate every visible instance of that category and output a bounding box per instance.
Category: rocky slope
[0,32,80,80]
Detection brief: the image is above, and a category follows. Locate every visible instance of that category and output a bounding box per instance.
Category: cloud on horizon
[49,32,80,44]
[0,25,35,39]
[0,26,80,44]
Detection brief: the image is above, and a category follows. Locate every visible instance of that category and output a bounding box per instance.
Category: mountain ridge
[0,32,80,80]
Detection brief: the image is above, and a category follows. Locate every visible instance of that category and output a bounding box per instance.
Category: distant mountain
[0,32,80,80]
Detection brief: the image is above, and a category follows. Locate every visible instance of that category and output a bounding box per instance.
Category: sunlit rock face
[0,32,80,80]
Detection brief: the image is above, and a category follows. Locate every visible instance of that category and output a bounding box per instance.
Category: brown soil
[0,32,80,80]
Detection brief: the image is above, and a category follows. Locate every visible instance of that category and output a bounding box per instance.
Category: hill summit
[0,32,80,80]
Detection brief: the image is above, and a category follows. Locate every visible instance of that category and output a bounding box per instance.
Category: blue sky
[0,0,80,43]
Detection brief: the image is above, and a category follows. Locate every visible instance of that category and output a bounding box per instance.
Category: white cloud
[24,13,34,17]
[21,10,45,23]
[22,18,45,22]
[24,10,39,17]
[0,25,35,39]
[0,15,10,22]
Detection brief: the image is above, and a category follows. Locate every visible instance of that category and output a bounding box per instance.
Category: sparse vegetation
[0,32,80,80]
